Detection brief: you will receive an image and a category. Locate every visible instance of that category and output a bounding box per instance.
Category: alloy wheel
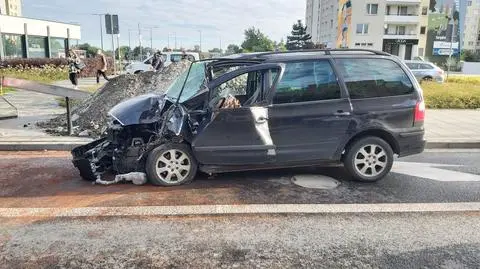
[155,149,192,183]
[353,144,388,178]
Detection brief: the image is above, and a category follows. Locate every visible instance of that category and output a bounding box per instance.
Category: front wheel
[343,137,394,182]
[146,143,198,186]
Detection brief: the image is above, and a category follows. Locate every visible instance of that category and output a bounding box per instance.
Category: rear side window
[419,63,434,69]
[405,63,418,70]
[274,60,341,104]
[336,58,414,99]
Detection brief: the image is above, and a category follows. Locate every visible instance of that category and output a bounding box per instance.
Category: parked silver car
[404,60,445,83]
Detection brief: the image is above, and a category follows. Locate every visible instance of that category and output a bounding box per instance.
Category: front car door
[266,59,353,163]
[192,63,285,165]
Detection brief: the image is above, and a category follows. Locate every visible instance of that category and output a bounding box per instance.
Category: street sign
[105,14,119,34]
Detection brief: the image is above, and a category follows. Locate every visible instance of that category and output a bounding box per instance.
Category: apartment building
[462,0,480,52]
[0,0,22,16]
[305,0,430,60]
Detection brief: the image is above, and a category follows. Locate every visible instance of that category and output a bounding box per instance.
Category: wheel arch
[340,129,400,159]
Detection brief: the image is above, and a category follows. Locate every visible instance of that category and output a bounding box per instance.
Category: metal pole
[168,35,170,49]
[99,15,104,51]
[117,34,121,64]
[110,15,116,75]
[199,30,202,52]
[150,28,153,51]
[138,23,142,60]
[174,32,177,49]
[66,97,72,135]
[447,19,455,81]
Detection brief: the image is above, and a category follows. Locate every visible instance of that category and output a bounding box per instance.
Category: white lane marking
[1,203,479,218]
[393,162,480,182]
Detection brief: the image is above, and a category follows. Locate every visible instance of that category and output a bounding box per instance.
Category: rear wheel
[344,137,394,182]
[422,76,433,82]
[146,143,198,186]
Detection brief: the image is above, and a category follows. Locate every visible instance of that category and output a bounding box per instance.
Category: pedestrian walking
[151,51,165,71]
[67,49,82,90]
[96,50,110,84]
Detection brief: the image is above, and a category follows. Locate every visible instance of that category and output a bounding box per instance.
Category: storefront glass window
[50,38,66,58]
[27,36,47,58]
[2,34,23,58]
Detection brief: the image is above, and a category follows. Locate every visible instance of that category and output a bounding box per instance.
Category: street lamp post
[199,30,202,52]
[445,15,457,81]
[92,13,105,51]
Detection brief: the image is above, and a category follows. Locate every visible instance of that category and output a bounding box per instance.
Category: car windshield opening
[166,62,207,103]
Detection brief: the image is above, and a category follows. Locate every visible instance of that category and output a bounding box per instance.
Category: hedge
[0,57,114,79]
[422,78,480,109]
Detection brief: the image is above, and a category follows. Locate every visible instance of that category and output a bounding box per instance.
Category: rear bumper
[397,130,426,157]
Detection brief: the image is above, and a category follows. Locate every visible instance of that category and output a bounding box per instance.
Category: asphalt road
[1,150,479,207]
[1,150,480,268]
[1,213,480,268]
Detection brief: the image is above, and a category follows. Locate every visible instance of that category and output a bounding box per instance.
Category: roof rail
[245,48,391,58]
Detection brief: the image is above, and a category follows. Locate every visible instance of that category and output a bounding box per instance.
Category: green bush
[422,78,480,109]
[0,64,68,83]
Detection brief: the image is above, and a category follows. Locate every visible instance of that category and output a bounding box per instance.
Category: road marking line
[1,203,479,218]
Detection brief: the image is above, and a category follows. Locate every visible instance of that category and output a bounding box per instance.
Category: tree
[193,45,201,52]
[273,39,287,52]
[286,20,312,50]
[115,46,132,60]
[77,43,100,58]
[226,44,241,55]
[209,48,223,53]
[241,27,275,52]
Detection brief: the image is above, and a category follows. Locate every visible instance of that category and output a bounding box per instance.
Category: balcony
[384,14,420,24]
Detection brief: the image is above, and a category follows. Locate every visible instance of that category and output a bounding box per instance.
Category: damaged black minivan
[72,49,426,186]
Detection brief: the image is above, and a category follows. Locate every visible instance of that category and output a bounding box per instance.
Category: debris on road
[94,172,148,186]
[38,60,191,137]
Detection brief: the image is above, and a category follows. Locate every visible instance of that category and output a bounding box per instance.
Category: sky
[22,0,306,51]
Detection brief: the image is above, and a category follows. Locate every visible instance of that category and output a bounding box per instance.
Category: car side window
[273,60,341,104]
[419,63,434,69]
[336,58,414,99]
[171,54,182,62]
[405,63,418,70]
[210,71,264,109]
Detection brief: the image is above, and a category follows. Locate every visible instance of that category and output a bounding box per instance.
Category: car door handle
[255,116,269,124]
[333,111,351,116]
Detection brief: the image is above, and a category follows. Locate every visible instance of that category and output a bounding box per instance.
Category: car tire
[146,143,198,186]
[343,136,394,182]
[422,76,433,82]
[134,70,143,74]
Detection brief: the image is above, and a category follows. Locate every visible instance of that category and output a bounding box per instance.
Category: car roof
[222,49,394,62]
[404,60,433,64]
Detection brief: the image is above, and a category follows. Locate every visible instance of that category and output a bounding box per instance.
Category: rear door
[266,59,353,162]
[192,63,284,165]
[334,57,418,133]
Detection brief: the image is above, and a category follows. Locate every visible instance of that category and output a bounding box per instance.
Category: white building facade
[0,15,81,59]
[0,0,22,16]
[462,0,480,52]
[306,0,430,60]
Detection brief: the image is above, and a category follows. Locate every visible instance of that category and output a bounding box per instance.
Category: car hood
[108,94,170,126]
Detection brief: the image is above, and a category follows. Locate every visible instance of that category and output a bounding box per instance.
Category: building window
[398,6,408,15]
[469,41,474,45]
[50,38,66,58]
[1,34,24,58]
[27,36,48,58]
[468,1,472,6]
[367,4,378,15]
[356,24,369,34]
[420,26,426,34]
[398,26,406,35]
[422,7,428,15]
[330,19,333,28]
[367,43,373,46]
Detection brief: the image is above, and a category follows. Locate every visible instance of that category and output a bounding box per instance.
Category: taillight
[415,100,425,122]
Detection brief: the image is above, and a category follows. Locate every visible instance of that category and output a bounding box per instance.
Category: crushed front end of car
[71,93,191,181]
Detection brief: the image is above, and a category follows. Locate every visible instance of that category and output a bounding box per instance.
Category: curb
[1,141,480,151]
[0,142,88,151]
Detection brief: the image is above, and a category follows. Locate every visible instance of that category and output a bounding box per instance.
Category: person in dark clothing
[67,50,81,89]
[151,51,165,71]
[96,50,110,84]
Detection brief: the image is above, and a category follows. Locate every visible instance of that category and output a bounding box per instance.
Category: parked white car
[404,60,445,83]
[125,52,200,74]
